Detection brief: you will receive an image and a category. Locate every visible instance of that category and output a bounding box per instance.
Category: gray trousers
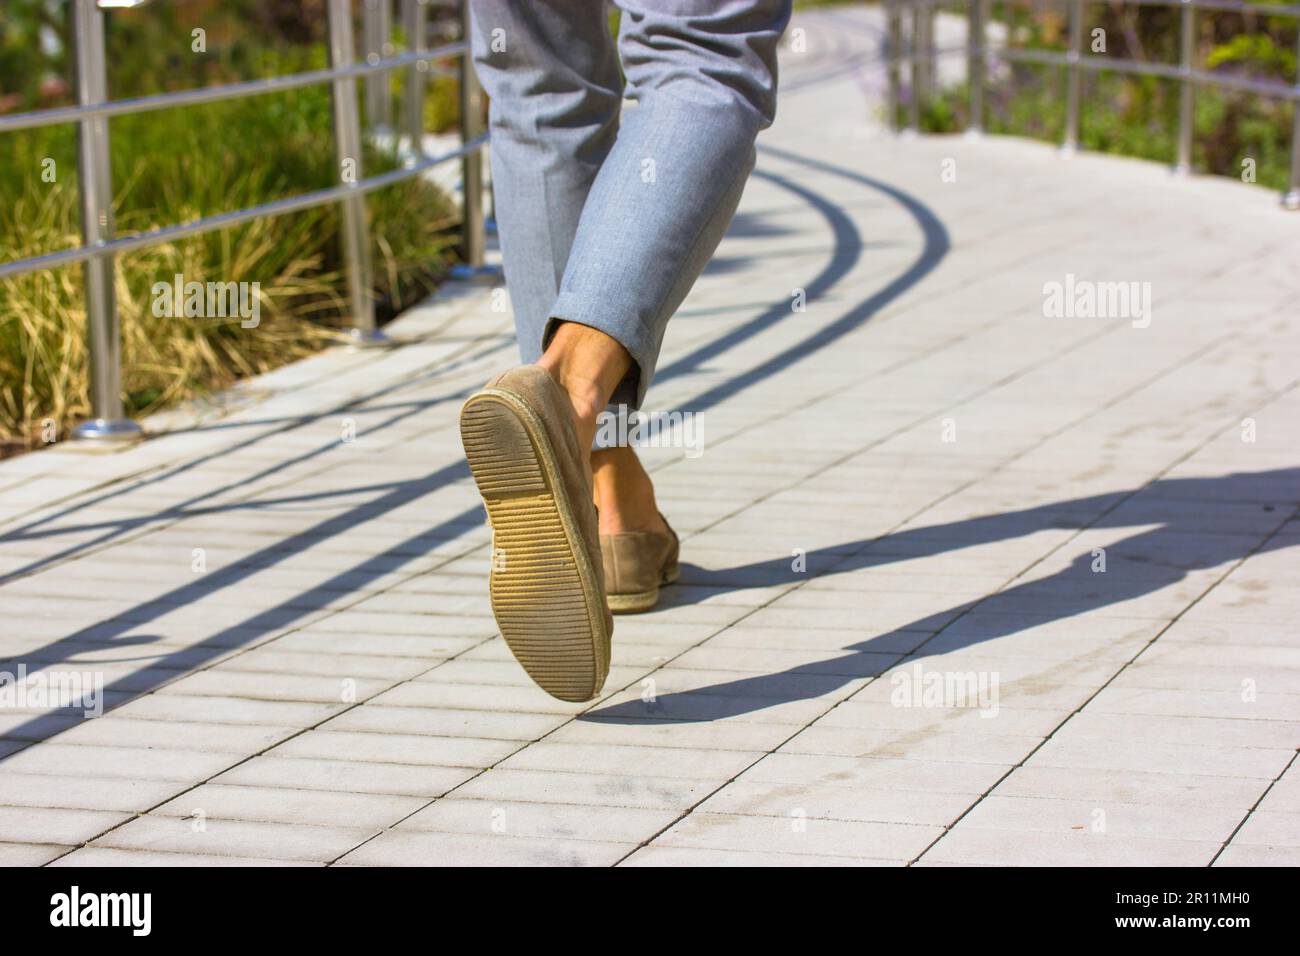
[469,0,790,411]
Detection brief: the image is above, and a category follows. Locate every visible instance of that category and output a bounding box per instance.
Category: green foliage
[0,1,466,450]
[1206,33,1295,79]
[921,7,1296,193]
[0,85,457,450]
[0,0,65,111]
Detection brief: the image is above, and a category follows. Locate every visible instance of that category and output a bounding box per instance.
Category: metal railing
[886,0,1300,209]
[0,0,489,441]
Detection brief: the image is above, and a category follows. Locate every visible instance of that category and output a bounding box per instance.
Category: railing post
[71,0,140,442]
[362,0,393,134]
[886,0,902,133]
[401,0,428,162]
[968,0,985,135]
[1288,25,1300,208]
[1062,0,1082,154]
[456,0,486,272]
[1175,0,1195,174]
[327,0,379,340]
[909,0,923,133]
[917,0,935,106]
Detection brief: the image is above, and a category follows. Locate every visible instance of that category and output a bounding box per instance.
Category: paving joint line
[904,384,1300,865]
[608,327,1290,864]
[1209,746,1300,865]
[0,319,512,585]
[37,529,512,865]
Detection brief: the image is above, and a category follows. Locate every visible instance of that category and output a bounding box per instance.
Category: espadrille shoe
[459,366,613,702]
[601,517,679,614]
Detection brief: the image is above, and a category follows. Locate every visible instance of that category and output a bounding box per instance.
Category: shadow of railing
[586,467,1300,723]
[3,130,952,754]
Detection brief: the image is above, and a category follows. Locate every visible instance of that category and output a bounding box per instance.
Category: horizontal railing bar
[1077,0,1299,16]
[0,40,468,134]
[996,46,1300,99]
[890,42,970,64]
[1116,0,1300,14]
[895,0,1300,207]
[0,135,487,281]
[923,0,1300,17]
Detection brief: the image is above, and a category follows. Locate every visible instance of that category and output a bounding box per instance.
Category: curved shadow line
[0,335,513,572]
[659,146,951,416]
[652,167,864,404]
[656,154,949,417]
[779,7,885,94]
[0,140,952,756]
[0,465,482,755]
[586,470,1300,724]
[2,382,477,550]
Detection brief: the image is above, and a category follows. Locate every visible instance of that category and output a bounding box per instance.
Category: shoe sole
[607,564,681,614]
[459,388,609,702]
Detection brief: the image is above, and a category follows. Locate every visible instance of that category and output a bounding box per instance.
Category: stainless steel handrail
[886,0,1300,209]
[0,0,488,441]
[0,47,463,135]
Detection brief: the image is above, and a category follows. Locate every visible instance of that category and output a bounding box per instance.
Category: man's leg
[545,0,790,409]
[470,4,661,535]
[462,0,789,700]
[469,0,622,363]
[465,2,632,703]
[548,0,789,540]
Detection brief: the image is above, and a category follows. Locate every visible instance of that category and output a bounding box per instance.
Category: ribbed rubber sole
[460,390,608,702]
[607,564,681,614]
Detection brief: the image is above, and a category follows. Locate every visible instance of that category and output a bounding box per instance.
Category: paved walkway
[2,6,1298,866]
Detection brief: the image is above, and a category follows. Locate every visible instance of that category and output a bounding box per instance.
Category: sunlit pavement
[1,5,1297,866]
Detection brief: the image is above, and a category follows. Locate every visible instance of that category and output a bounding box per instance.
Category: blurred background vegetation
[0,0,468,454]
[897,1,1298,190]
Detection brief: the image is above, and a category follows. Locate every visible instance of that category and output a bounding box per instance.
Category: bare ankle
[536,322,633,451]
[591,447,667,535]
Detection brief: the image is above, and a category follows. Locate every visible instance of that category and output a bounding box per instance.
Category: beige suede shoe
[459,366,613,702]
[601,517,680,613]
